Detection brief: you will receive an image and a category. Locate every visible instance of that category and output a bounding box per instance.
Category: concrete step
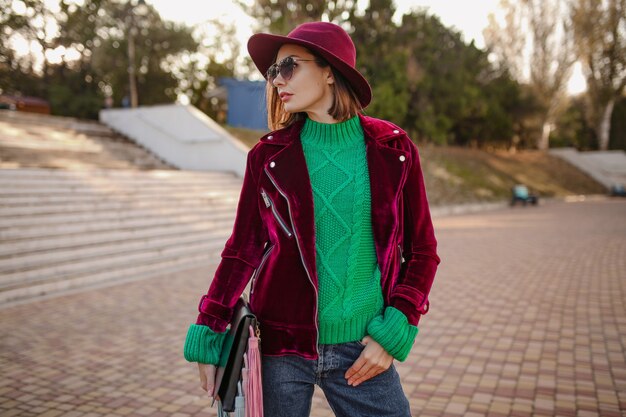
[0,167,239,183]
[0,111,117,136]
[0,177,242,193]
[0,197,238,219]
[0,244,224,305]
[0,191,237,209]
[0,167,235,180]
[0,215,235,256]
[0,207,235,239]
[0,131,154,152]
[0,151,170,170]
[0,178,241,193]
[0,225,232,284]
[0,169,239,184]
[0,188,241,203]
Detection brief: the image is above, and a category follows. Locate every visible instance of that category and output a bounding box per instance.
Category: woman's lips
[279,92,293,102]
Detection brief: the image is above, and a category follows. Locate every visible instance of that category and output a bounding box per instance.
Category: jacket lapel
[260,122,319,284]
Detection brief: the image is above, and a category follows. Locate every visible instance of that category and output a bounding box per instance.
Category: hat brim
[247,33,372,109]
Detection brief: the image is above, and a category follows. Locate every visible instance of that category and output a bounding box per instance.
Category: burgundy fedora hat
[247,21,372,108]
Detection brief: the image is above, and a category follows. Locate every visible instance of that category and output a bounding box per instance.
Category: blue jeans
[261,341,412,417]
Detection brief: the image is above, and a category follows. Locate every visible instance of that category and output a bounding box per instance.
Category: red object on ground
[0,95,51,114]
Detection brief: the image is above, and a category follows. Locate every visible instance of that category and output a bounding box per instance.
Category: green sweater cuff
[367,307,419,362]
[183,324,227,364]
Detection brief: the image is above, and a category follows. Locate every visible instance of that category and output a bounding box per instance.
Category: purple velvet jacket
[195,113,440,359]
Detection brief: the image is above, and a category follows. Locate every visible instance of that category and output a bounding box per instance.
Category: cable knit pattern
[183,324,227,365]
[344,142,367,319]
[300,116,419,360]
[301,116,384,344]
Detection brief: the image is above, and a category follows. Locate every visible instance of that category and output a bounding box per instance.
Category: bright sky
[148,0,586,94]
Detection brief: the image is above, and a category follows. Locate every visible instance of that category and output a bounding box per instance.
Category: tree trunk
[597,98,615,151]
[537,120,552,150]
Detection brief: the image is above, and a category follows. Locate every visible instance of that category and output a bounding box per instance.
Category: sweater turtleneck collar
[300,115,364,149]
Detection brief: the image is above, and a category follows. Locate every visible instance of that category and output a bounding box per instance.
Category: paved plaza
[1,198,625,417]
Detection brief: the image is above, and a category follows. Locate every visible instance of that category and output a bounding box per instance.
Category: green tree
[87,0,197,107]
[177,20,239,122]
[484,0,576,150]
[0,0,60,98]
[240,0,526,148]
[352,4,521,147]
[349,0,409,125]
[236,0,357,33]
[571,0,626,150]
[551,95,597,150]
[1,0,198,118]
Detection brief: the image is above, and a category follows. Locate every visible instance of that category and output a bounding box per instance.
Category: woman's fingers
[346,359,387,386]
[349,362,388,386]
[345,337,393,386]
[345,355,367,383]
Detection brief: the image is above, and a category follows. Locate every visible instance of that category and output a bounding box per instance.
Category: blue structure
[220,78,267,131]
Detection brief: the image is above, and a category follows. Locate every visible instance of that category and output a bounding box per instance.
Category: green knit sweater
[184,116,418,364]
[300,116,418,359]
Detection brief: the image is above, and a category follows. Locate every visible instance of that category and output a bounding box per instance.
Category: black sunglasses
[266,56,316,82]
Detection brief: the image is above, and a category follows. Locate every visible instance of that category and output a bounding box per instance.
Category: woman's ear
[326,68,335,85]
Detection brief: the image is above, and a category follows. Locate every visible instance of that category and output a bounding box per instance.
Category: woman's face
[271,44,335,122]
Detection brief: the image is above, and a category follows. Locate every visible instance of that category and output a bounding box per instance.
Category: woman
[184,22,440,417]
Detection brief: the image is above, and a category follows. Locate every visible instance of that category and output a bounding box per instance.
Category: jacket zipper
[387,174,408,299]
[264,167,319,356]
[260,188,293,238]
[250,243,275,297]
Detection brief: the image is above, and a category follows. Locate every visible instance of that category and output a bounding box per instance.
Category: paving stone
[444,401,467,415]
[1,199,625,416]
[60,412,84,417]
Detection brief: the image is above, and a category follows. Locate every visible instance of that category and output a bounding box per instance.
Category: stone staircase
[0,111,244,305]
[0,168,241,305]
[0,110,173,170]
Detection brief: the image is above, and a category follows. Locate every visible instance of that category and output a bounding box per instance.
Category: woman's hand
[345,336,394,387]
[197,363,217,399]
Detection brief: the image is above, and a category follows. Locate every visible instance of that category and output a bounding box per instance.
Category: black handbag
[213,296,257,413]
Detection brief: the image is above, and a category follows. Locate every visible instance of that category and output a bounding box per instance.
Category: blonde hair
[265,54,363,131]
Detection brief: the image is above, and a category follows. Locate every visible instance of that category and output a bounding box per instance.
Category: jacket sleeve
[389,139,440,326]
[194,148,269,332]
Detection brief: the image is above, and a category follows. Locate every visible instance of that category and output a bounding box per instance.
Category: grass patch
[419,145,605,205]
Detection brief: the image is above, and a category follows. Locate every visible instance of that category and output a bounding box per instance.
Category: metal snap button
[393,129,399,134]
[399,155,406,162]
[267,135,273,140]
[270,161,276,168]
